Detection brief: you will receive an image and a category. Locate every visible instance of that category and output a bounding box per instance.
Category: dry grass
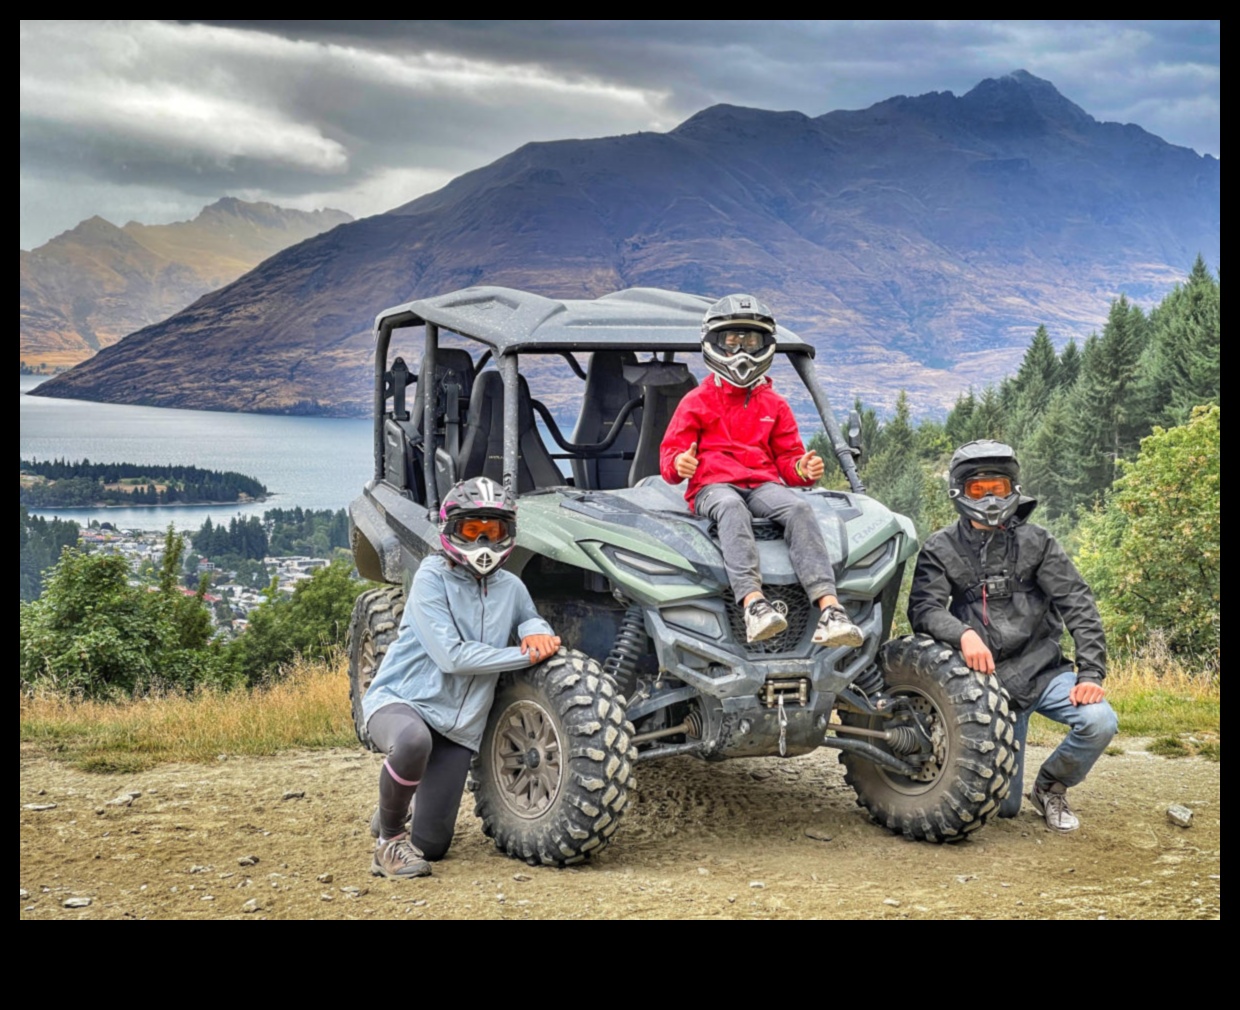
[20,653,355,773]
[1027,635,1220,751]
[20,636,1220,773]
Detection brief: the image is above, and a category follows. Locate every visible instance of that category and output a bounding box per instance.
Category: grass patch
[1146,734,1219,761]
[1148,736,1192,758]
[1015,641,1219,749]
[20,653,355,772]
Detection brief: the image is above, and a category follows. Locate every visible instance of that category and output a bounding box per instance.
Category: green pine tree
[1141,255,1220,425]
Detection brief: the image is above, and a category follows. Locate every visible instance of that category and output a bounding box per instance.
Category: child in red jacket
[660,294,863,647]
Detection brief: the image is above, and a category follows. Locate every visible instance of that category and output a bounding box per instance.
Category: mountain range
[30,71,1218,418]
[20,198,352,369]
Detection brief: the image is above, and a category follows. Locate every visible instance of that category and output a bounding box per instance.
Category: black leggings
[368,703,475,860]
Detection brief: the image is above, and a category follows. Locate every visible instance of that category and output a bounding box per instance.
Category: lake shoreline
[20,496,272,512]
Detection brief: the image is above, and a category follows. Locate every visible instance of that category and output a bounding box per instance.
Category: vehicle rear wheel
[346,586,405,751]
[840,634,1018,842]
[469,649,637,866]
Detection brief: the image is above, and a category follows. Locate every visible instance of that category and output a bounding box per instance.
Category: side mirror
[846,410,864,462]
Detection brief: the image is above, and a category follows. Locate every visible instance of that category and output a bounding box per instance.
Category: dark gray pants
[694,482,837,605]
[368,703,474,860]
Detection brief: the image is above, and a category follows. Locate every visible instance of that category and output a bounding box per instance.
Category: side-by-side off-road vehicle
[346,286,1018,865]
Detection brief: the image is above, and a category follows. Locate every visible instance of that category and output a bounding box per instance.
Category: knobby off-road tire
[468,649,637,866]
[840,634,1019,842]
[347,586,406,752]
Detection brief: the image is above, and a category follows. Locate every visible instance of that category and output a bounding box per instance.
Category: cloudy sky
[20,20,1220,251]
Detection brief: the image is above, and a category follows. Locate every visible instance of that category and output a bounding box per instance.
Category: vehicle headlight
[661,604,724,640]
[852,540,895,569]
[610,549,683,577]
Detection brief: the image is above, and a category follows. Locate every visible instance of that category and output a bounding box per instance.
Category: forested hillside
[814,257,1220,657]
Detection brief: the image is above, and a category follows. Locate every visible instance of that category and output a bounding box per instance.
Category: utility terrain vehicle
[346,286,1018,865]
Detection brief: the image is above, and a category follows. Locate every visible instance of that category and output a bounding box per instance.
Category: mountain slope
[32,71,1218,415]
[20,198,353,368]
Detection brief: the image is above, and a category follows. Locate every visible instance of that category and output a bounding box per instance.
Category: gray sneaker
[744,597,788,643]
[812,604,864,647]
[371,833,432,879]
[1030,782,1080,833]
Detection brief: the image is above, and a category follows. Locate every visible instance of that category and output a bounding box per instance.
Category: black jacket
[907,499,1107,711]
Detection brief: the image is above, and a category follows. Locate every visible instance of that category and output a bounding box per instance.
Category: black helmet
[948,440,1023,527]
[701,293,777,388]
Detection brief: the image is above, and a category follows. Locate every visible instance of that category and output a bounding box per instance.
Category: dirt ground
[19,739,1219,920]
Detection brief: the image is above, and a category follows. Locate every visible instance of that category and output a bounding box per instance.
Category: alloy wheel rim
[492,699,563,818]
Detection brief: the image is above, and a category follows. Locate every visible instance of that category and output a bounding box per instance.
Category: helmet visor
[963,475,1014,500]
[453,517,511,542]
[708,328,775,356]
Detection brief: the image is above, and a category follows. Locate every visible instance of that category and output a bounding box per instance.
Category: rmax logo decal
[850,518,885,544]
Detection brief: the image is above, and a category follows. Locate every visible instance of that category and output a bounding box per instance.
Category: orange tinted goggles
[457,517,509,542]
[963,476,1013,500]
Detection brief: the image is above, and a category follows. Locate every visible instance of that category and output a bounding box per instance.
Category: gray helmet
[701,293,777,388]
[948,440,1023,527]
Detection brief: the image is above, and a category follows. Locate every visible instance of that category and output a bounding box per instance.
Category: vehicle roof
[374,286,815,356]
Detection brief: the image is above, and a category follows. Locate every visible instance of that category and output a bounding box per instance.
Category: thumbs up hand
[796,449,824,482]
[675,441,700,479]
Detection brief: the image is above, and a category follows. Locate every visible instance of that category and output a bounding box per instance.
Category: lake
[20,375,373,531]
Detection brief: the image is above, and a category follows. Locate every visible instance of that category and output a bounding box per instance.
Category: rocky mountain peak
[29,73,1218,416]
[961,69,1094,130]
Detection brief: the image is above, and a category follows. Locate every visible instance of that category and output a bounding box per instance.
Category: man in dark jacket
[908,440,1117,832]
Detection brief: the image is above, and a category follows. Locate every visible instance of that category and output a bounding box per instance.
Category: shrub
[227,558,365,684]
[19,528,231,697]
[1076,405,1219,658]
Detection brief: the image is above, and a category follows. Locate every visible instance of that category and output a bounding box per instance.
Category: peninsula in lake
[20,459,269,509]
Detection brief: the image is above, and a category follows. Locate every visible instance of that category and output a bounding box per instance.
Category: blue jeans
[998,668,1119,817]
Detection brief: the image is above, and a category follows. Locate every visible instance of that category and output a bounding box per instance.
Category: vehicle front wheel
[469,649,637,866]
[840,634,1019,842]
[346,586,405,751]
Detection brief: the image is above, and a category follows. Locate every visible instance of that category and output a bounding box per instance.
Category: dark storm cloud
[195,19,1221,145]
[21,21,1218,250]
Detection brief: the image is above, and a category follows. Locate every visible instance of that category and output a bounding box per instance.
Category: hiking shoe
[812,604,864,648]
[1030,782,1080,833]
[371,833,432,879]
[744,597,788,643]
[369,803,413,839]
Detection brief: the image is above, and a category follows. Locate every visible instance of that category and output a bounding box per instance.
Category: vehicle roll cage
[371,287,866,518]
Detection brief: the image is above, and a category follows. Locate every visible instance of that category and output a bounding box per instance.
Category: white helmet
[438,476,517,577]
[700,293,777,388]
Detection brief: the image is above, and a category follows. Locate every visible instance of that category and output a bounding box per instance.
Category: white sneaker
[744,598,788,643]
[812,604,864,647]
[1030,782,1080,833]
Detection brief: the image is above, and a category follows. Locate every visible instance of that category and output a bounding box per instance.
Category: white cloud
[18,20,1219,249]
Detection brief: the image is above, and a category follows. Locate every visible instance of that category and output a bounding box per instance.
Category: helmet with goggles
[438,476,517,577]
[701,293,777,388]
[948,439,1023,527]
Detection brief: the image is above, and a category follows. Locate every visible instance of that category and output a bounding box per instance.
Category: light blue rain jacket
[361,554,554,751]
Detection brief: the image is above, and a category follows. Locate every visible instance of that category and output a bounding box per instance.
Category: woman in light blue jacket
[363,477,559,879]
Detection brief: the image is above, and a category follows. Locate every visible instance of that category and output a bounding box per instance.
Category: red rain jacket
[659,376,813,509]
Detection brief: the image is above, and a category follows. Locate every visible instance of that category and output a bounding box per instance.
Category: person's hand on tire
[959,628,995,674]
[521,634,561,664]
